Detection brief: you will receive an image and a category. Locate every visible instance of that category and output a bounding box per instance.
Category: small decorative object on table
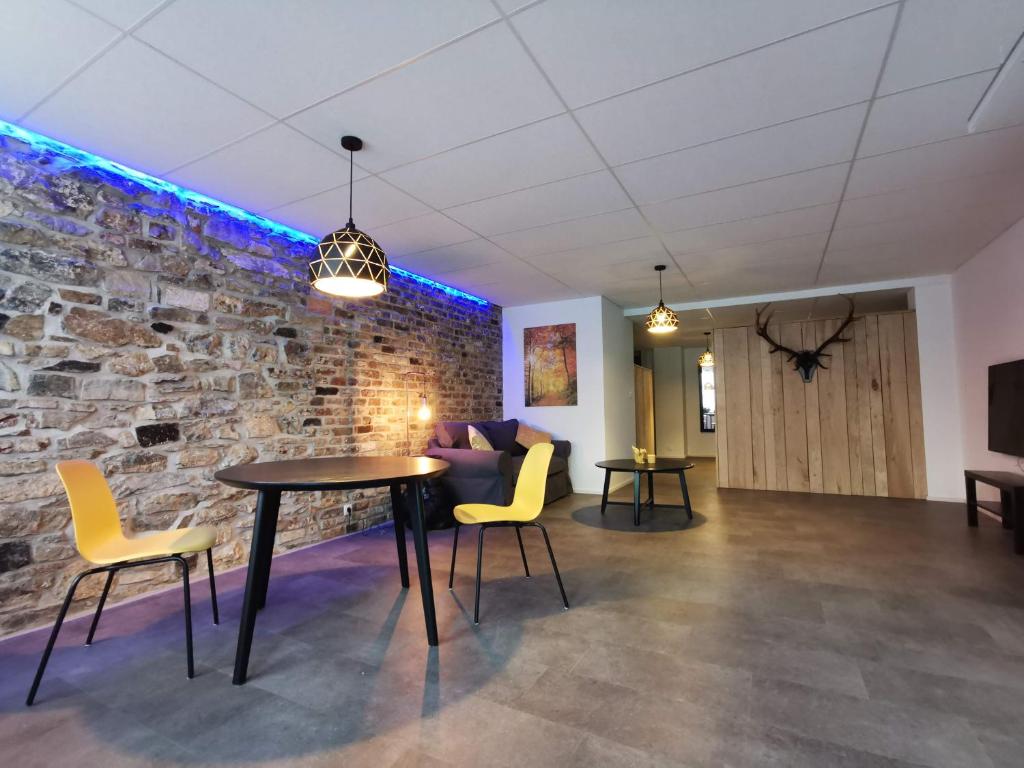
[631,445,647,463]
[646,453,656,463]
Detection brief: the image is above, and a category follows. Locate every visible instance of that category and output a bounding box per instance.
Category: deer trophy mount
[754,296,857,383]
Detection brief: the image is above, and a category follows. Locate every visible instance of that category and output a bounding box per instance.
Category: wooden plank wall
[715,311,927,499]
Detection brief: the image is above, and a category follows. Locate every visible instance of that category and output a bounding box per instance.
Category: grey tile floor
[2,459,1024,767]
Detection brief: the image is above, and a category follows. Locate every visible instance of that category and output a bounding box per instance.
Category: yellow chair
[26,460,219,706]
[448,443,568,624]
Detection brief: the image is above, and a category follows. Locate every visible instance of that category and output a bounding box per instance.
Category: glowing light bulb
[417,396,431,422]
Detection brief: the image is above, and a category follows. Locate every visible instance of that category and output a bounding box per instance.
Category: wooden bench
[965,469,1024,555]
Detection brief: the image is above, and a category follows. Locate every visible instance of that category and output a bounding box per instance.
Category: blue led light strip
[0,119,490,306]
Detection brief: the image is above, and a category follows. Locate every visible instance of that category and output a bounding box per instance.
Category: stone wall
[0,133,502,635]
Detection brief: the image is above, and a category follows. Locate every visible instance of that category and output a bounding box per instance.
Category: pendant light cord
[658,268,664,303]
[347,148,354,228]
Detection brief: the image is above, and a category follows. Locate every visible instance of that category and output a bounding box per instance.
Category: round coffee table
[595,458,694,526]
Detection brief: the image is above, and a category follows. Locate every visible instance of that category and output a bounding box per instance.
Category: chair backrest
[511,443,554,519]
[55,460,124,561]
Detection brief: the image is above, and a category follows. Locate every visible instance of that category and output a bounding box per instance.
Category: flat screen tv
[988,359,1024,457]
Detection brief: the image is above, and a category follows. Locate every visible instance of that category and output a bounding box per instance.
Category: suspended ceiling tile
[366,212,478,258]
[512,0,890,108]
[877,0,1024,96]
[1,0,120,121]
[574,7,896,165]
[846,123,1024,198]
[393,238,509,275]
[24,37,273,175]
[167,123,359,214]
[286,24,563,172]
[73,0,164,28]
[663,204,837,255]
[135,0,499,117]
[267,176,431,236]
[642,164,849,233]
[444,171,631,236]
[617,104,864,204]
[381,115,602,209]
[859,71,997,157]
[489,208,649,258]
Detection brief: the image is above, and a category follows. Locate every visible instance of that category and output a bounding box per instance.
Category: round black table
[595,458,694,526]
[215,455,449,685]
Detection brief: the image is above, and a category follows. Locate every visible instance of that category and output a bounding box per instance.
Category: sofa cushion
[479,419,519,453]
[467,424,494,451]
[515,422,552,450]
[511,454,568,484]
[434,422,455,449]
[438,421,472,449]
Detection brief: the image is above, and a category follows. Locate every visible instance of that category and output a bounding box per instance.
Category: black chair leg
[448,523,460,590]
[206,548,219,625]
[27,569,96,706]
[474,526,486,625]
[515,526,531,578]
[85,570,115,646]
[174,555,194,679]
[533,523,569,611]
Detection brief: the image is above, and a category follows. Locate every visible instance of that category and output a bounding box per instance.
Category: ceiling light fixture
[310,135,389,298]
[698,331,714,367]
[645,265,679,334]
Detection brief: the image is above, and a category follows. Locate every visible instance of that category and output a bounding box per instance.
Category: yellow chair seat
[86,526,217,565]
[455,502,536,525]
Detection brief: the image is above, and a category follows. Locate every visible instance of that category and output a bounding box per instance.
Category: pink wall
[953,217,1024,478]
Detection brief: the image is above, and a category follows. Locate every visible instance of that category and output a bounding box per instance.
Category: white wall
[653,347,686,457]
[909,278,966,500]
[952,218,1024,484]
[601,297,637,472]
[684,346,717,457]
[503,296,633,493]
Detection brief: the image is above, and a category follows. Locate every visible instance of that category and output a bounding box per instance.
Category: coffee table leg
[254,495,280,611]
[965,477,978,527]
[647,471,654,508]
[234,489,280,685]
[1015,487,1024,555]
[600,469,611,515]
[409,479,439,646]
[390,483,410,589]
[633,471,641,526]
[679,471,693,520]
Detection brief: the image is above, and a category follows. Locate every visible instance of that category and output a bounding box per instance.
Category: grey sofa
[425,419,572,512]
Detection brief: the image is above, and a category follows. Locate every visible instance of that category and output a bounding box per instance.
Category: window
[698,363,716,432]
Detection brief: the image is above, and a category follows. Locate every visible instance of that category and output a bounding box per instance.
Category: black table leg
[965,477,978,527]
[390,483,410,589]
[647,471,655,508]
[633,471,641,526]
[1015,487,1024,555]
[600,469,611,515]
[254,494,280,611]
[234,489,281,685]
[679,470,693,520]
[1001,490,1014,530]
[408,479,439,646]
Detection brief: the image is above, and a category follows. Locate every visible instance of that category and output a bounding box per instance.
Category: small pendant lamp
[310,135,389,298]
[645,264,679,334]
[698,331,715,367]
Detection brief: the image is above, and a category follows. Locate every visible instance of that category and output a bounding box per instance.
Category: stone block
[26,373,76,399]
[81,378,146,402]
[4,314,44,340]
[0,542,31,573]
[64,307,161,347]
[103,451,168,475]
[108,351,155,377]
[161,283,211,311]
[135,422,180,447]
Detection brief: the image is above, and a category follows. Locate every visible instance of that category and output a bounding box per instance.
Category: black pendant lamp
[645,264,679,334]
[310,135,389,298]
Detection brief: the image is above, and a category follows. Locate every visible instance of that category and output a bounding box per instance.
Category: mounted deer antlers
[754,296,857,383]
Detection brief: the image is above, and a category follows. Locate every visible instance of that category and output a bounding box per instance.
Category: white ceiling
[4,0,1024,308]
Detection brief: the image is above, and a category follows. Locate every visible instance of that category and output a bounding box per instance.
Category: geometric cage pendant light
[645,264,679,334]
[309,135,390,298]
[697,331,714,367]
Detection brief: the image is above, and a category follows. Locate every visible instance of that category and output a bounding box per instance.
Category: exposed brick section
[0,135,502,635]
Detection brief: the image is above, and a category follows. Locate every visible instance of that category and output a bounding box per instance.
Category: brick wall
[0,133,502,635]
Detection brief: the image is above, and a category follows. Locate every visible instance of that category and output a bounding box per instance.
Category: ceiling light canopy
[310,135,390,298]
[646,265,679,334]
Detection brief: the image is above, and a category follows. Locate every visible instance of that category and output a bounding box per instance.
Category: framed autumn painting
[524,323,577,406]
